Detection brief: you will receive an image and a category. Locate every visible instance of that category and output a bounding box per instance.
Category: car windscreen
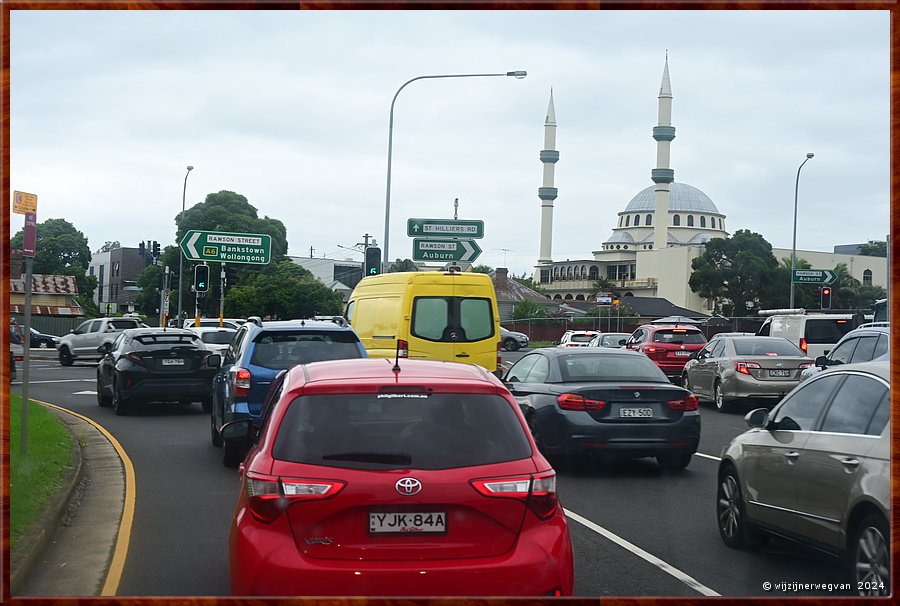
[133,334,202,350]
[651,329,706,344]
[733,338,804,356]
[250,331,362,369]
[559,353,668,382]
[200,332,235,345]
[272,393,531,470]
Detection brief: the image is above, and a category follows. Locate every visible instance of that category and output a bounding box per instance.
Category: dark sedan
[502,347,700,470]
[96,328,221,416]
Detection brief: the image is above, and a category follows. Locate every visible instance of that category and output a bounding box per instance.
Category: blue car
[210,316,367,466]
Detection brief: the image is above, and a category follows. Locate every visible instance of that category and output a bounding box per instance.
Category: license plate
[674,351,691,357]
[619,407,653,418]
[769,369,791,377]
[161,358,185,366]
[369,511,446,534]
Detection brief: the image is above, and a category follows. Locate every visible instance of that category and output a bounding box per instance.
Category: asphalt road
[13,354,854,597]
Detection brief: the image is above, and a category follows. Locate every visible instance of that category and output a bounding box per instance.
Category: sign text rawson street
[791,269,836,284]
[180,230,272,265]
[412,238,482,262]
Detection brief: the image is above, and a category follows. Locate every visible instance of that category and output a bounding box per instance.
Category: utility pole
[309,246,315,258]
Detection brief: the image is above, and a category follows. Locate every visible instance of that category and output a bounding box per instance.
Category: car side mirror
[97,342,112,354]
[618,339,626,346]
[815,355,828,368]
[206,354,222,367]
[689,352,699,360]
[505,375,520,383]
[745,408,769,429]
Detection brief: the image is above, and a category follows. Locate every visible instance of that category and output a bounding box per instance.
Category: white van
[756,313,857,359]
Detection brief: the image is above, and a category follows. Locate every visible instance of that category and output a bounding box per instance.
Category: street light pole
[382,70,527,272]
[177,165,194,323]
[789,153,814,309]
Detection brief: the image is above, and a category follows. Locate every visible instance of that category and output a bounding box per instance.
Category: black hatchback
[502,347,700,470]
[96,328,221,416]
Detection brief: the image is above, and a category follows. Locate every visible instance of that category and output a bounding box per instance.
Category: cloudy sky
[9,10,889,278]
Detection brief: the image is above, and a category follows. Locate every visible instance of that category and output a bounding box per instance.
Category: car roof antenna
[393,340,402,373]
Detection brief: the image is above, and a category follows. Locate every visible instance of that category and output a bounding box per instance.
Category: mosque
[532,57,886,312]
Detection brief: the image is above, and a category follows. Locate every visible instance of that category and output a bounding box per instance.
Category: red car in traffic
[225,357,574,596]
[624,324,708,384]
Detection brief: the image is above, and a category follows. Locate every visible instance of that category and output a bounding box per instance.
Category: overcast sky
[9,10,889,278]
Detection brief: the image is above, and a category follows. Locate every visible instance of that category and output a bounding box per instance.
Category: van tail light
[667,394,699,412]
[396,339,409,358]
[233,368,251,397]
[470,470,559,520]
[799,338,808,353]
[798,362,813,370]
[734,361,761,375]
[245,472,346,524]
[557,393,606,411]
[125,353,145,366]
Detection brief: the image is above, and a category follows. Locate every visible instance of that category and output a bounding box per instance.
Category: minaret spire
[536,89,560,269]
[651,55,676,250]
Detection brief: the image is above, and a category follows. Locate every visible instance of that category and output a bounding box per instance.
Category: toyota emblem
[396,477,422,496]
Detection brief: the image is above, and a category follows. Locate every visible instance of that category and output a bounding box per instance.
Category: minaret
[652,55,676,251]
[537,89,559,265]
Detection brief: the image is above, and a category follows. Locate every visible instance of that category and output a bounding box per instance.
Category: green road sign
[407,218,484,239]
[412,238,482,262]
[792,269,836,284]
[180,230,272,265]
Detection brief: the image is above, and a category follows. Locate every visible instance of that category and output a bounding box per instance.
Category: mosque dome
[623,182,720,214]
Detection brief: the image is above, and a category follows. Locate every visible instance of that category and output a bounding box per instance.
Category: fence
[10,314,84,337]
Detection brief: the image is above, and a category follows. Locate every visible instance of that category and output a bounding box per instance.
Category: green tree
[10,218,97,298]
[471,264,493,274]
[512,299,547,320]
[858,241,887,257]
[761,257,818,311]
[390,258,419,272]
[589,276,617,300]
[224,260,342,319]
[137,264,164,317]
[689,230,778,317]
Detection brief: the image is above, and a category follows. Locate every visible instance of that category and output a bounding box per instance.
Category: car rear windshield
[272,393,532,470]
[250,330,362,369]
[133,334,202,349]
[652,329,706,345]
[110,319,142,330]
[570,333,596,343]
[200,332,235,345]
[733,338,804,356]
[805,319,855,344]
[411,296,495,343]
[560,353,668,382]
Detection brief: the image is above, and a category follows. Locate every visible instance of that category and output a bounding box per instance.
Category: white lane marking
[14,379,95,384]
[73,390,97,395]
[695,452,721,461]
[564,508,721,597]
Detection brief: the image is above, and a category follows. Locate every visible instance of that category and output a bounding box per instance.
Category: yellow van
[345,271,501,373]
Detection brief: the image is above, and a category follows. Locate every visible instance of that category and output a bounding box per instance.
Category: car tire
[526,413,545,454]
[717,465,766,549]
[851,513,890,596]
[657,451,692,471]
[112,380,129,416]
[96,371,112,407]
[503,338,520,352]
[714,381,734,413]
[222,439,243,468]
[38,340,50,349]
[59,346,74,366]
[210,411,223,447]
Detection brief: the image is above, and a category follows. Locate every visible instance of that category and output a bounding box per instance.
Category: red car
[224,358,574,597]
[624,324,707,384]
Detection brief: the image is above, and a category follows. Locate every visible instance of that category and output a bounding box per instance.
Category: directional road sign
[792,269,836,284]
[412,238,482,263]
[13,191,38,215]
[407,218,484,239]
[180,230,272,265]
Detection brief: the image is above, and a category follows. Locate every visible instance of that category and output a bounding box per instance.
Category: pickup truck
[58,317,147,366]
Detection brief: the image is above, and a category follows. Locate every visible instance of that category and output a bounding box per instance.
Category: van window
[412,298,450,340]
[411,297,495,343]
[804,319,854,344]
[459,298,493,341]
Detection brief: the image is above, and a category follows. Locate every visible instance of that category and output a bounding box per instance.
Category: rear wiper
[322,452,412,465]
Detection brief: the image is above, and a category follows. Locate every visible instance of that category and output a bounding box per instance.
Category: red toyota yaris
[225,357,574,596]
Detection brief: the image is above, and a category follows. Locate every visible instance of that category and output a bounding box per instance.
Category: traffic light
[152,240,160,257]
[194,264,210,292]
[820,286,833,310]
[365,247,381,276]
[138,241,145,257]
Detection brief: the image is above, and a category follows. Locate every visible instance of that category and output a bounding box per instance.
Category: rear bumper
[230,511,574,596]
[120,376,214,402]
[725,374,798,402]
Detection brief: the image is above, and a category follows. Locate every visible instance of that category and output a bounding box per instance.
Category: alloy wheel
[854,518,890,596]
[718,474,742,543]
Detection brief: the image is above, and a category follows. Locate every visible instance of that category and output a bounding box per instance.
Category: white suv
[58,317,146,365]
[557,330,600,348]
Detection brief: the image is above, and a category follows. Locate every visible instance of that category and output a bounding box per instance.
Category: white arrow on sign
[460,240,479,262]
[185,232,201,258]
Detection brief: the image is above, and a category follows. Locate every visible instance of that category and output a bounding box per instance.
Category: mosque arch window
[863,269,873,286]
[567,266,573,279]
[619,216,624,227]
[687,215,694,227]
[646,214,652,226]
[564,294,574,300]
[625,215,631,227]
[553,294,562,300]
[700,216,706,228]
[575,294,585,301]
[673,215,681,226]
[710,216,715,228]
[719,218,723,229]
[589,266,599,279]
[634,214,641,226]
[581,265,587,278]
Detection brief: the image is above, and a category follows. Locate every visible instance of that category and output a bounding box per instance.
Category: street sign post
[412,238,483,263]
[13,191,38,215]
[792,269,836,284]
[180,230,272,265]
[407,218,484,239]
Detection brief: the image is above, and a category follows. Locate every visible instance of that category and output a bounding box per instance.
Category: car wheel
[717,466,766,549]
[222,439,243,468]
[38,340,50,349]
[503,338,520,352]
[714,381,734,413]
[210,410,223,447]
[657,451,692,471]
[59,346,73,366]
[96,371,112,407]
[852,513,890,596]
[112,380,129,416]
[526,413,546,454]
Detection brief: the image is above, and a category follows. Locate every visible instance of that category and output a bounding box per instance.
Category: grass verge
[10,395,74,550]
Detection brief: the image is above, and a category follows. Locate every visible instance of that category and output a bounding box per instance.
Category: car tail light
[125,353,145,366]
[799,338,808,353]
[245,471,346,524]
[667,394,699,411]
[557,393,606,411]
[497,340,502,371]
[471,470,559,520]
[233,368,251,397]
[14,354,23,362]
[396,339,409,358]
[734,361,761,375]
[799,362,812,370]
[644,346,657,353]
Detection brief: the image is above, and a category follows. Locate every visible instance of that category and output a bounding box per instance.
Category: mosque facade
[532,58,886,312]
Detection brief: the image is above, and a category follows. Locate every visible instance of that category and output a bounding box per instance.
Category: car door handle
[783,451,800,460]
[455,353,470,358]
[841,458,860,469]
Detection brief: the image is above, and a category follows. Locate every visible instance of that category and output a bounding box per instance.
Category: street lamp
[382,70,527,272]
[789,153,814,309]
[177,165,194,322]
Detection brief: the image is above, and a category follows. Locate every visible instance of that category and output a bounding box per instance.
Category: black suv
[210,316,367,466]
